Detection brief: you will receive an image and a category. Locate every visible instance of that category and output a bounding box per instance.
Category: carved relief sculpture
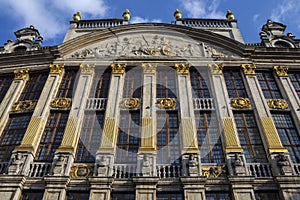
[110,63,126,74]
[80,64,95,75]
[274,66,288,77]
[231,98,251,109]
[53,155,68,176]
[14,69,29,80]
[202,165,226,178]
[70,165,93,178]
[188,154,199,176]
[156,98,177,109]
[120,98,140,109]
[174,63,190,75]
[209,63,224,75]
[276,154,293,175]
[241,64,256,75]
[267,99,288,109]
[49,64,64,75]
[8,153,26,175]
[51,98,72,109]
[97,156,109,176]
[231,153,246,176]
[141,155,152,176]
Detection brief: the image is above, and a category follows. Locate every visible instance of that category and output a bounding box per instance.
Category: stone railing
[85,98,107,110]
[294,164,300,175]
[157,164,182,178]
[0,162,8,174]
[247,163,273,177]
[113,164,137,179]
[28,162,52,178]
[193,98,215,110]
[76,19,124,29]
[177,19,231,28]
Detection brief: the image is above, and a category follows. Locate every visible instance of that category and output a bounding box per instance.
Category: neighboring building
[0,9,300,200]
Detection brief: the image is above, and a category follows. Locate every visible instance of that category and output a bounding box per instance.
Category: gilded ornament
[80,64,95,75]
[226,10,235,20]
[231,98,251,109]
[142,63,157,74]
[156,98,177,109]
[73,11,82,21]
[14,69,29,80]
[110,63,126,74]
[274,66,288,77]
[174,63,190,75]
[122,9,131,21]
[12,100,37,112]
[120,98,141,109]
[70,165,93,178]
[51,98,72,109]
[202,165,226,178]
[49,64,64,75]
[209,63,224,75]
[174,9,182,19]
[241,64,256,75]
[267,99,288,109]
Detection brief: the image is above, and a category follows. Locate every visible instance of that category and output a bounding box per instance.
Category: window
[19,72,48,101]
[157,112,180,164]
[223,69,248,98]
[21,190,44,200]
[234,112,267,163]
[116,112,140,163]
[0,114,31,162]
[111,193,135,200]
[206,192,231,200]
[123,67,142,98]
[255,191,280,200]
[56,68,78,98]
[274,41,291,48]
[190,67,210,98]
[289,72,300,98]
[66,192,89,200]
[256,72,282,99]
[156,67,177,98]
[272,113,300,163]
[157,193,183,200]
[36,112,69,161]
[76,112,104,163]
[196,112,224,163]
[0,73,13,104]
[89,67,111,98]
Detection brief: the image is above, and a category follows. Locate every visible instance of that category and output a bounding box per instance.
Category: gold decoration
[120,98,141,109]
[80,64,95,75]
[181,119,199,152]
[58,118,78,152]
[156,98,177,109]
[241,64,256,75]
[174,9,182,19]
[122,9,131,21]
[139,118,155,152]
[110,63,126,74]
[231,98,251,109]
[174,63,190,75]
[223,118,242,151]
[142,63,157,74]
[49,64,64,75]
[274,66,288,77]
[70,165,93,178]
[73,11,82,21]
[267,99,288,109]
[226,10,235,20]
[51,98,72,109]
[12,100,37,112]
[100,118,117,149]
[14,69,29,80]
[209,63,224,75]
[202,165,226,178]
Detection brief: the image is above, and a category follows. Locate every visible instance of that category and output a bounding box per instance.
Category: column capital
[174,63,190,75]
[241,64,256,75]
[49,64,65,75]
[80,63,95,75]
[274,65,288,77]
[14,69,29,80]
[110,63,126,74]
[209,63,224,75]
[142,63,157,74]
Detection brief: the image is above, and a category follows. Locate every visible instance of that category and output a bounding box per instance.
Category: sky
[0,0,299,46]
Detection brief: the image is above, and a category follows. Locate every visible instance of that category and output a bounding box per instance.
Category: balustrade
[113,164,136,179]
[85,98,107,110]
[179,19,231,28]
[193,98,215,110]
[0,162,8,174]
[156,164,181,178]
[247,163,272,177]
[28,162,52,177]
[294,164,300,175]
[77,20,124,29]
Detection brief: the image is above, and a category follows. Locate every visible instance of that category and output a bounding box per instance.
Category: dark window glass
[116,112,140,163]
[19,72,48,101]
[66,192,89,200]
[272,113,300,163]
[36,112,69,161]
[223,69,247,98]
[257,72,282,99]
[156,67,177,98]
[123,67,142,98]
[157,112,180,164]
[206,192,231,200]
[56,69,78,98]
[0,74,13,104]
[89,67,111,98]
[111,193,135,200]
[190,67,210,98]
[157,193,183,200]
[21,190,44,200]
[289,72,300,98]
[76,112,104,163]
[0,115,31,162]
[255,191,280,200]
[195,112,224,163]
[234,112,267,163]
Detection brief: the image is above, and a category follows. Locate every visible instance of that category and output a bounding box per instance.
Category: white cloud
[252,14,260,22]
[131,16,162,24]
[270,0,300,22]
[181,0,223,19]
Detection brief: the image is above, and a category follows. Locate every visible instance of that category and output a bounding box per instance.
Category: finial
[174,9,182,19]
[267,19,272,24]
[122,9,131,21]
[259,31,266,37]
[73,11,82,21]
[226,10,234,20]
[29,25,35,29]
[287,32,294,37]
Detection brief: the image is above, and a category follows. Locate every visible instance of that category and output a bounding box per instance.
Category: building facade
[0,9,300,200]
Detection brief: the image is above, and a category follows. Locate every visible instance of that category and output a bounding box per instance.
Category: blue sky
[0,0,299,46]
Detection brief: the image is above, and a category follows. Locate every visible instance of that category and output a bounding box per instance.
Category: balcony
[85,98,107,110]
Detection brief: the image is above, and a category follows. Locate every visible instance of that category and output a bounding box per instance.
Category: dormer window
[13,46,27,53]
[274,41,291,48]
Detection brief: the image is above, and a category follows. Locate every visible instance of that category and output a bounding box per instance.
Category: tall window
[272,113,300,163]
[89,68,111,98]
[66,192,89,200]
[123,67,142,98]
[0,115,31,161]
[289,72,300,98]
[111,193,135,200]
[206,192,231,200]
[36,112,69,161]
[21,190,44,200]
[0,74,13,104]
[190,67,210,98]
[256,72,282,99]
[223,69,248,98]
[57,68,78,98]
[157,112,180,164]
[196,112,224,163]
[254,191,280,200]
[156,67,177,98]
[234,112,267,162]
[157,193,183,200]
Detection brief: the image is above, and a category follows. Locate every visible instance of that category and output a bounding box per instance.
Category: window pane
[156,67,177,98]
[56,68,78,98]
[223,70,247,98]
[123,67,142,98]
[190,67,210,98]
[289,72,300,98]
[0,73,13,104]
[90,67,111,98]
[257,72,282,99]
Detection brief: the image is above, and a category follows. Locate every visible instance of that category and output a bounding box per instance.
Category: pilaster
[229,176,255,200]
[132,177,159,200]
[43,176,70,200]
[0,175,25,200]
[89,177,113,200]
[275,176,300,200]
[180,177,206,200]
